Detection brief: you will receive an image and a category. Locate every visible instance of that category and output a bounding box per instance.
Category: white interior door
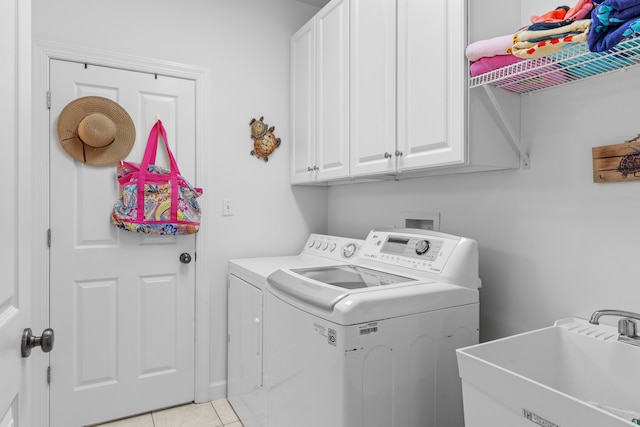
[49,59,197,427]
[0,1,31,426]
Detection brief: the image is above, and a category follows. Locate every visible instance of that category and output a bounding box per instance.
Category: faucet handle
[618,318,638,338]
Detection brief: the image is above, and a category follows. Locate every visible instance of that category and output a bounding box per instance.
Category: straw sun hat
[56,96,135,166]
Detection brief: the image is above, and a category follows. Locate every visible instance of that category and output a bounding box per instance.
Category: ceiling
[296,0,330,7]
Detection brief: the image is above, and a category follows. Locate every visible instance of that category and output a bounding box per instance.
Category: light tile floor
[90,399,244,427]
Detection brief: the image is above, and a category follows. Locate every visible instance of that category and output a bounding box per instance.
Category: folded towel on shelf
[531,6,569,23]
[512,32,589,58]
[531,0,594,23]
[466,34,514,62]
[469,55,526,77]
[588,0,640,52]
[593,0,640,26]
[515,19,591,43]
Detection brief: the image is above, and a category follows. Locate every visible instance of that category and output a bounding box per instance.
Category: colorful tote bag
[111,120,203,235]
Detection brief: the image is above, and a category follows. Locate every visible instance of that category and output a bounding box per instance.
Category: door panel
[316,0,350,181]
[49,59,196,427]
[397,0,465,170]
[349,0,397,177]
[0,0,29,425]
[290,19,316,183]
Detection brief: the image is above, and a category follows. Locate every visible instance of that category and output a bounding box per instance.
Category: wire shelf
[469,35,640,94]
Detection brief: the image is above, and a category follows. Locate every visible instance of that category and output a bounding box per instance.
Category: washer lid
[291,265,415,290]
[267,266,418,312]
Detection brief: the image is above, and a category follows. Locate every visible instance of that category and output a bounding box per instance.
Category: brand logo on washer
[522,409,558,427]
[328,328,336,346]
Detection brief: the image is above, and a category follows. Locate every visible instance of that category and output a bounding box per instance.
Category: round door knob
[384,152,392,159]
[180,253,192,264]
[22,328,55,358]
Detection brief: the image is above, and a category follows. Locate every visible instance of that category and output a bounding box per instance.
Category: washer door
[267,266,417,311]
[293,265,414,289]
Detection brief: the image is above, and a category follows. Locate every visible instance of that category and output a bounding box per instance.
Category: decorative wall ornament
[593,135,640,183]
[249,116,281,162]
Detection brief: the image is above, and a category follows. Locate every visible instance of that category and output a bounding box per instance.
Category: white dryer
[227,234,364,427]
[264,228,481,427]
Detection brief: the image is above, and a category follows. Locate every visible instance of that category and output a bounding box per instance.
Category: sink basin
[457,318,640,427]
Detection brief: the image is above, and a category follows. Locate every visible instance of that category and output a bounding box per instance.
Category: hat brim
[57,96,136,166]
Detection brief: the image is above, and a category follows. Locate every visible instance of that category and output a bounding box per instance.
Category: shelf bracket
[481,85,530,169]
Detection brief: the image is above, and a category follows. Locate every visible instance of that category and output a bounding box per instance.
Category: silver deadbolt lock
[180,252,192,264]
[22,328,55,358]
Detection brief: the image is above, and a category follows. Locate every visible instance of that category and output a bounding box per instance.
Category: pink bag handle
[136,120,180,222]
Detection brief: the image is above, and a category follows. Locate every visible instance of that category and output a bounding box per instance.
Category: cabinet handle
[307,166,313,172]
[384,152,392,159]
[313,166,319,171]
[395,150,403,157]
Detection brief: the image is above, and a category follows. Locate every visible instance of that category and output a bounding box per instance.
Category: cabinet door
[349,0,397,177]
[291,19,317,183]
[227,275,264,405]
[397,0,467,171]
[316,0,350,181]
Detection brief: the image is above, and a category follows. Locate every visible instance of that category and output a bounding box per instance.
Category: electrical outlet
[223,198,233,216]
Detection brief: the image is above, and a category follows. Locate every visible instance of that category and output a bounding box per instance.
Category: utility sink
[457,318,640,427]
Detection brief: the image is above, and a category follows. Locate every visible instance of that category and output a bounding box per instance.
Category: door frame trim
[32,40,211,426]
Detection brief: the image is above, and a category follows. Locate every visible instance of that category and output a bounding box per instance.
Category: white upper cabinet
[396,0,466,172]
[291,0,520,184]
[291,0,350,184]
[291,19,316,183]
[349,0,397,177]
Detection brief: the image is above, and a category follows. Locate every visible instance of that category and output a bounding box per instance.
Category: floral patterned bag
[111,120,202,235]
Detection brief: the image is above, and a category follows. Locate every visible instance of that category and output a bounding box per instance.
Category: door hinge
[46,90,51,109]
[47,366,51,385]
[47,229,51,248]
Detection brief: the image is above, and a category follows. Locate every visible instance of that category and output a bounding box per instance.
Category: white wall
[32,0,328,400]
[328,65,640,342]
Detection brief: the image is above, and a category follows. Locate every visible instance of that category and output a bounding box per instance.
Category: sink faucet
[589,309,640,347]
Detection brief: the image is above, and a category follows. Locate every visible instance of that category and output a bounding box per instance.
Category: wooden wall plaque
[592,136,640,183]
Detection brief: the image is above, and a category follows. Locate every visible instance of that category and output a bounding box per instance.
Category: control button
[309,240,316,248]
[415,240,430,255]
[329,243,337,252]
[342,243,357,258]
[315,241,322,249]
[322,242,329,250]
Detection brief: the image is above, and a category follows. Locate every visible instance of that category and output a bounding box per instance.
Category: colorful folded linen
[469,55,526,77]
[512,33,589,58]
[531,0,594,23]
[466,34,514,62]
[588,0,640,52]
[515,19,591,43]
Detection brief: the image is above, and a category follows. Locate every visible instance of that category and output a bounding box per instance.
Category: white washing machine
[264,228,481,427]
[227,234,364,427]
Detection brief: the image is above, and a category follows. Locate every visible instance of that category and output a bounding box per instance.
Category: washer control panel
[359,229,461,274]
[303,234,363,261]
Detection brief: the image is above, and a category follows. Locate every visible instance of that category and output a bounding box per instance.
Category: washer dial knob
[415,240,430,255]
[342,243,357,258]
